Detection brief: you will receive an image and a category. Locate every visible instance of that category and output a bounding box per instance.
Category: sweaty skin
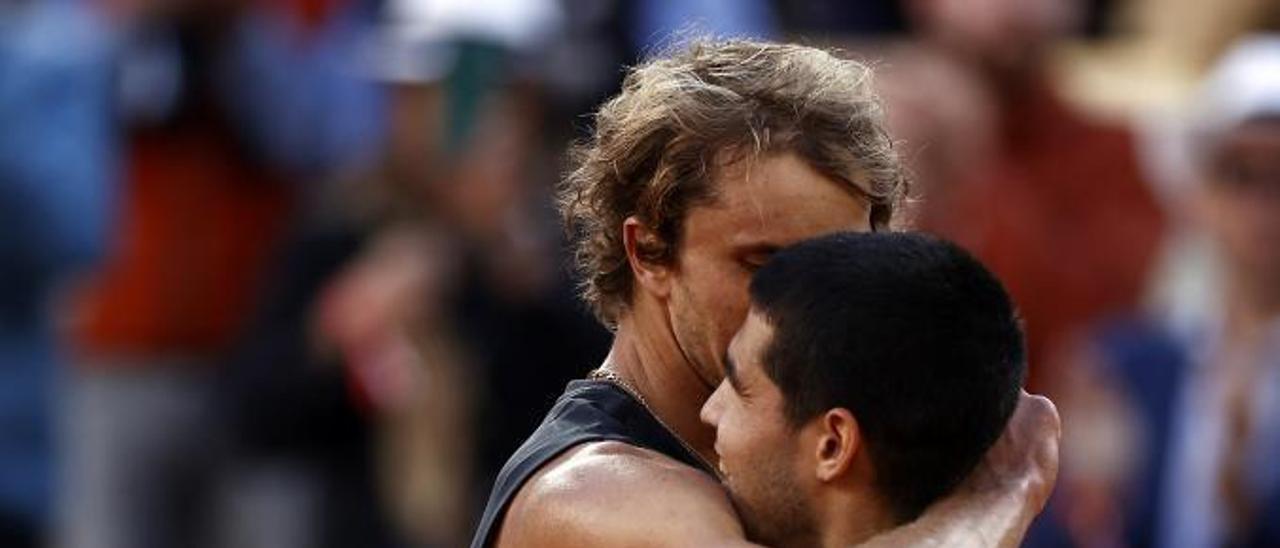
[497,396,1059,548]
[494,153,1061,547]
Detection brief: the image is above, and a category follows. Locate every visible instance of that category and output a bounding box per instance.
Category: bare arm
[496,441,762,548]
[496,393,1059,548]
[857,392,1062,548]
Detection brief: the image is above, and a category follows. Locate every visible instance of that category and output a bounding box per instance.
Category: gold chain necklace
[587,367,723,480]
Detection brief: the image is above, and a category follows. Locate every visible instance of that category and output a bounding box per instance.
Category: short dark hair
[749,232,1025,523]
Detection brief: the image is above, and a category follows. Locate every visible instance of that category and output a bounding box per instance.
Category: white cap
[375,0,562,83]
[1141,34,1280,199]
[1195,34,1280,136]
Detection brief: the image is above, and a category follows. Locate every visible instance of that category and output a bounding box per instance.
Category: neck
[815,489,896,548]
[603,307,719,463]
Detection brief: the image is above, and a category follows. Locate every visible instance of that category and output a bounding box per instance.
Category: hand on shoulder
[965,391,1061,506]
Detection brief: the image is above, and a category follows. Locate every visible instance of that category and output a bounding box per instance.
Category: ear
[814,408,860,483]
[623,216,674,300]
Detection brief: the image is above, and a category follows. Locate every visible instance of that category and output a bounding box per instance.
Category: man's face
[1199,119,1280,282]
[665,152,871,390]
[700,311,817,546]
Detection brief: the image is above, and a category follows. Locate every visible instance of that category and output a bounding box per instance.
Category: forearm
[856,487,1033,548]
[858,393,1061,548]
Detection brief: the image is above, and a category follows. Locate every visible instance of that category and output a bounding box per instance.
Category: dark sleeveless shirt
[470,379,717,548]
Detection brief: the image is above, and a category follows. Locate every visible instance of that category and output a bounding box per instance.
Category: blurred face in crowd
[700,311,821,547]
[875,48,996,221]
[909,0,1081,70]
[1199,117,1280,283]
[641,152,870,388]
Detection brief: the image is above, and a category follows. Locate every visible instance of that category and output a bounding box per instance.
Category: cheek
[672,257,752,373]
[689,261,751,346]
[719,414,802,531]
[718,410,786,471]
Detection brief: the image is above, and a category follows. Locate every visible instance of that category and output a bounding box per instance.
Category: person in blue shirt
[0,1,117,545]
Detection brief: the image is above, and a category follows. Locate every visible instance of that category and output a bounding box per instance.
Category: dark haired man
[703,232,1026,547]
[473,38,1059,548]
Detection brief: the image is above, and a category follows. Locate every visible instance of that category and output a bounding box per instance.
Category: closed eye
[724,353,745,394]
[738,247,778,272]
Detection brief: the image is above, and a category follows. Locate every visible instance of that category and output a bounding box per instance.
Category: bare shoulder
[495,440,753,548]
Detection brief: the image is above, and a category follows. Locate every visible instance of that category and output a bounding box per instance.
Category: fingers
[1011,392,1062,512]
[1016,391,1063,442]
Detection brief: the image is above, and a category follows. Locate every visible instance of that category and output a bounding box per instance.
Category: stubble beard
[726,454,819,548]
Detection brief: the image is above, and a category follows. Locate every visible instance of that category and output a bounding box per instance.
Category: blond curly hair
[559,38,907,326]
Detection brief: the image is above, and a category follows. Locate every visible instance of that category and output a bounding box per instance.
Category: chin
[727,472,818,548]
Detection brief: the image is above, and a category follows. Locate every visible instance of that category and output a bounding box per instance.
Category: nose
[700,383,725,427]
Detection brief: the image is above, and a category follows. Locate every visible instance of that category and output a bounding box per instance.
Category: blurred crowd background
[2,0,1279,547]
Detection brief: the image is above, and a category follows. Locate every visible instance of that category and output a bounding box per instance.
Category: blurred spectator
[58,1,382,547]
[1053,0,1280,116]
[905,0,1168,390]
[340,0,620,541]
[872,42,998,227]
[1053,35,1280,548]
[220,194,408,548]
[0,1,116,545]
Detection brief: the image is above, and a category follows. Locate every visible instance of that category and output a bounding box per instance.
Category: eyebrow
[724,352,744,392]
